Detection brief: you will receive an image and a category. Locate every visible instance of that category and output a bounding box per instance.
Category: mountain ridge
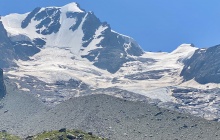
[1,2,143,73]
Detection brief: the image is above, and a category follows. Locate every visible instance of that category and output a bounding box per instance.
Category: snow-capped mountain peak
[171,44,196,54]
[60,2,85,13]
[1,3,143,73]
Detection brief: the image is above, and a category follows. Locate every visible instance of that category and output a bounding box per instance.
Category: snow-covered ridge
[1,2,84,39]
[2,13,29,37]
[1,2,141,58]
[60,2,85,13]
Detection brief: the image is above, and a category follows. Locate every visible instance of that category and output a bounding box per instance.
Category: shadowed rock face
[181,45,220,84]
[0,69,6,99]
[82,24,143,73]
[0,22,17,68]
[0,21,41,67]
[124,69,171,80]
[22,7,61,35]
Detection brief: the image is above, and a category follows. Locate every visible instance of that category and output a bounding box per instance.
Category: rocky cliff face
[0,20,40,68]
[181,45,220,84]
[0,22,17,68]
[0,69,6,99]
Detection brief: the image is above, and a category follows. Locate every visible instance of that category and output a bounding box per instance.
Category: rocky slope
[0,81,220,140]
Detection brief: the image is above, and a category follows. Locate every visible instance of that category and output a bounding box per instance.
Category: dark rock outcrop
[82,24,143,73]
[12,41,40,61]
[0,21,41,65]
[0,69,6,99]
[124,69,170,80]
[181,45,220,84]
[0,21,17,68]
[22,7,61,35]
[21,7,41,29]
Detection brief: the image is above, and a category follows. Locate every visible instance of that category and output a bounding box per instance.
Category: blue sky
[1,0,220,52]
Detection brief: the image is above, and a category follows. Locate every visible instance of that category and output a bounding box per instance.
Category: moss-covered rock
[0,132,20,140]
[31,129,107,140]
[0,129,106,140]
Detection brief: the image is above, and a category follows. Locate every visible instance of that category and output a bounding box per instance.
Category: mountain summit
[2,2,143,73]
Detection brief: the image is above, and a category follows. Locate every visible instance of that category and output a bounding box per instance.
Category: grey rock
[124,69,170,80]
[181,45,220,84]
[88,132,92,135]
[12,41,40,61]
[0,22,17,68]
[0,92,218,140]
[21,7,41,28]
[68,12,85,32]
[0,69,6,99]
[59,128,67,133]
[67,134,76,139]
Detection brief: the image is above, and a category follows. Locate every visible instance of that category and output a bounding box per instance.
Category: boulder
[58,128,66,133]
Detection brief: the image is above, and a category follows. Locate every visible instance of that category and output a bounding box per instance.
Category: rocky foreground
[0,128,106,140]
[0,80,220,140]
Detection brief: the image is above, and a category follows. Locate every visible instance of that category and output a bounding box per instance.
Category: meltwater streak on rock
[0,69,6,99]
